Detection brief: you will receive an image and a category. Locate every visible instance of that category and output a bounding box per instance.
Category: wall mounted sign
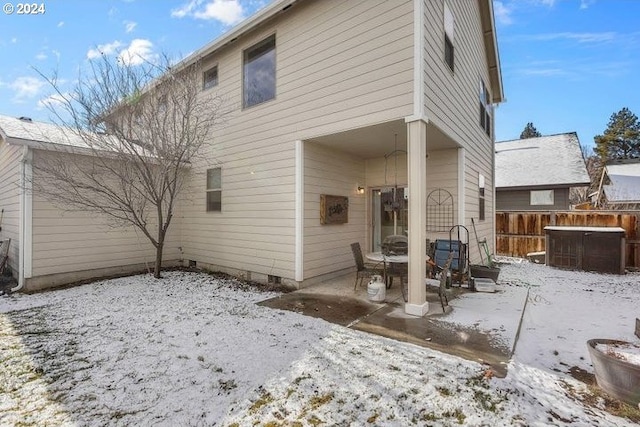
[320,195,348,224]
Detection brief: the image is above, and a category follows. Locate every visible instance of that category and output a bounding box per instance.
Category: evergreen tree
[519,122,542,139]
[594,107,640,160]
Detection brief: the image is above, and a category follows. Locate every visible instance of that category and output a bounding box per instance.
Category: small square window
[203,66,218,90]
[206,168,221,212]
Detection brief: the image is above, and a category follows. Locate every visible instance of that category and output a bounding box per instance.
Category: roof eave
[177,0,300,69]
[497,182,591,191]
[479,0,504,104]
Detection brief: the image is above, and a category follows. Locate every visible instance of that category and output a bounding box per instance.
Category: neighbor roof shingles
[495,132,590,189]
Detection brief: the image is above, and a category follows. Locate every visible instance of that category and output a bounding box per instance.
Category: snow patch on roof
[0,114,89,148]
[604,162,640,202]
[495,132,590,189]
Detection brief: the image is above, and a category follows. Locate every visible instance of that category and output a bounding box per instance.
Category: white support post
[405,119,428,316]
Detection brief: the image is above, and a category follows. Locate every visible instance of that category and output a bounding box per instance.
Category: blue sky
[0,0,638,151]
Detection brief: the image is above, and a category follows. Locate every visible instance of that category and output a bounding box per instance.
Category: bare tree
[570,144,601,207]
[34,54,222,278]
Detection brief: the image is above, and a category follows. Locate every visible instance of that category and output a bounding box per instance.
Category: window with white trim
[530,190,554,206]
[206,168,222,212]
[479,79,492,137]
[203,66,218,90]
[479,173,486,221]
[444,2,455,72]
[243,35,276,108]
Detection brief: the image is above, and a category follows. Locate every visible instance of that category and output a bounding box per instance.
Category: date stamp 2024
[3,3,46,15]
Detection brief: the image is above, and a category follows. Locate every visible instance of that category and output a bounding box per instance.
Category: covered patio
[300,117,479,317]
[259,270,528,377]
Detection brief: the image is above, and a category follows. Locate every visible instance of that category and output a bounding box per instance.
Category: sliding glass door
[371,186,408,251]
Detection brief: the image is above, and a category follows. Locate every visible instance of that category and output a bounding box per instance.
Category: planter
[587,339,640,406]
[470,264,500,282]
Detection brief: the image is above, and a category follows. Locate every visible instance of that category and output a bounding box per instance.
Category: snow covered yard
[1,266,639,426]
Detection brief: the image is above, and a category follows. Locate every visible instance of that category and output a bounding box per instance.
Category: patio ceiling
[307,119,456,160]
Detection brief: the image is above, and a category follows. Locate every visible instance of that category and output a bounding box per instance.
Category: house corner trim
[413,0,426,118]
[16,146,32,291]
[294,140,304,282]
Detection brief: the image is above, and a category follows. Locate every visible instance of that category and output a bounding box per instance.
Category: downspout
[12,146,31,292]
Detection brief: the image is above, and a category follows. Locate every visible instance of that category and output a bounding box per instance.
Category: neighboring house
[495,133,590,211]
[594,159,640,209]
[0,116,181,290]
[0,0,503,317]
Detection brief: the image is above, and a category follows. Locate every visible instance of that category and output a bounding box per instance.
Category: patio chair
[401,252,451,310]
[351,242,382,290]
[0,239,10,276]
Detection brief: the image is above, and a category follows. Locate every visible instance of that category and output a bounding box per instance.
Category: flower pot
[587,339,640,406]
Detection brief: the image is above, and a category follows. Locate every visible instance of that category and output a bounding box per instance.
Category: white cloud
[118,38,157,66]
[11,37,17,43]
[171,0,200,18]
[124,20,137,33]
[35,52,47,60]
[9,76,47,101]
[172,0,245,25]
[534,32,616,44]
[57,21,64,27]
[37,92,69,110]
[580,0,596,9]
[493,1,513,26]
[87,41,123,59]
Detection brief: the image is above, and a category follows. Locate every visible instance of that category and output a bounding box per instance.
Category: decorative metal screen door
[426,188,454,232]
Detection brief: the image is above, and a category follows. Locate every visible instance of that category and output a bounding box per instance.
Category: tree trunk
[154,241,164,279]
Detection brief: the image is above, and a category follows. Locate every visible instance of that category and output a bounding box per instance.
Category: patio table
[365,252,430,288]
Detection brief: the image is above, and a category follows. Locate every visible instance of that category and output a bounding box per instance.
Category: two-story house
[0,0,503,316]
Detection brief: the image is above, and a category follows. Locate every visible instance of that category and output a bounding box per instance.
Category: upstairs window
[243,35,276,108]
[203,66,218,90]
[206,168,222,212]
[479,79,492,137]
[444,3,455,72]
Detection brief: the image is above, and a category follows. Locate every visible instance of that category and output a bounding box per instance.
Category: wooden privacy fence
[496,211,640,268]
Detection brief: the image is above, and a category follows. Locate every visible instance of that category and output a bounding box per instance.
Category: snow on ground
[1,265,639,426]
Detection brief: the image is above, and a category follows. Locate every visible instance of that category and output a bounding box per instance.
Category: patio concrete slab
[258,274,528,378]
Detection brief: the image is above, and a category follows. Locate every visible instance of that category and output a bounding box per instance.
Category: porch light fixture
[357,186,365,195]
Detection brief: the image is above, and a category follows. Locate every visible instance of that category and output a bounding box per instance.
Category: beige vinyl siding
[181,0,414,282]
[29,150,182,278]
[425,148,460,241]
[423,0,495,262]
[304,143,365,279]
[0,141,22,275]
[366,154,408,189]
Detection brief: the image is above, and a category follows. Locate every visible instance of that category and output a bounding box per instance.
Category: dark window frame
[479,79,492,138]
[479,174,486,221]
[203,66,218,91]
[444,34,454,72]
[243,34,276,108]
